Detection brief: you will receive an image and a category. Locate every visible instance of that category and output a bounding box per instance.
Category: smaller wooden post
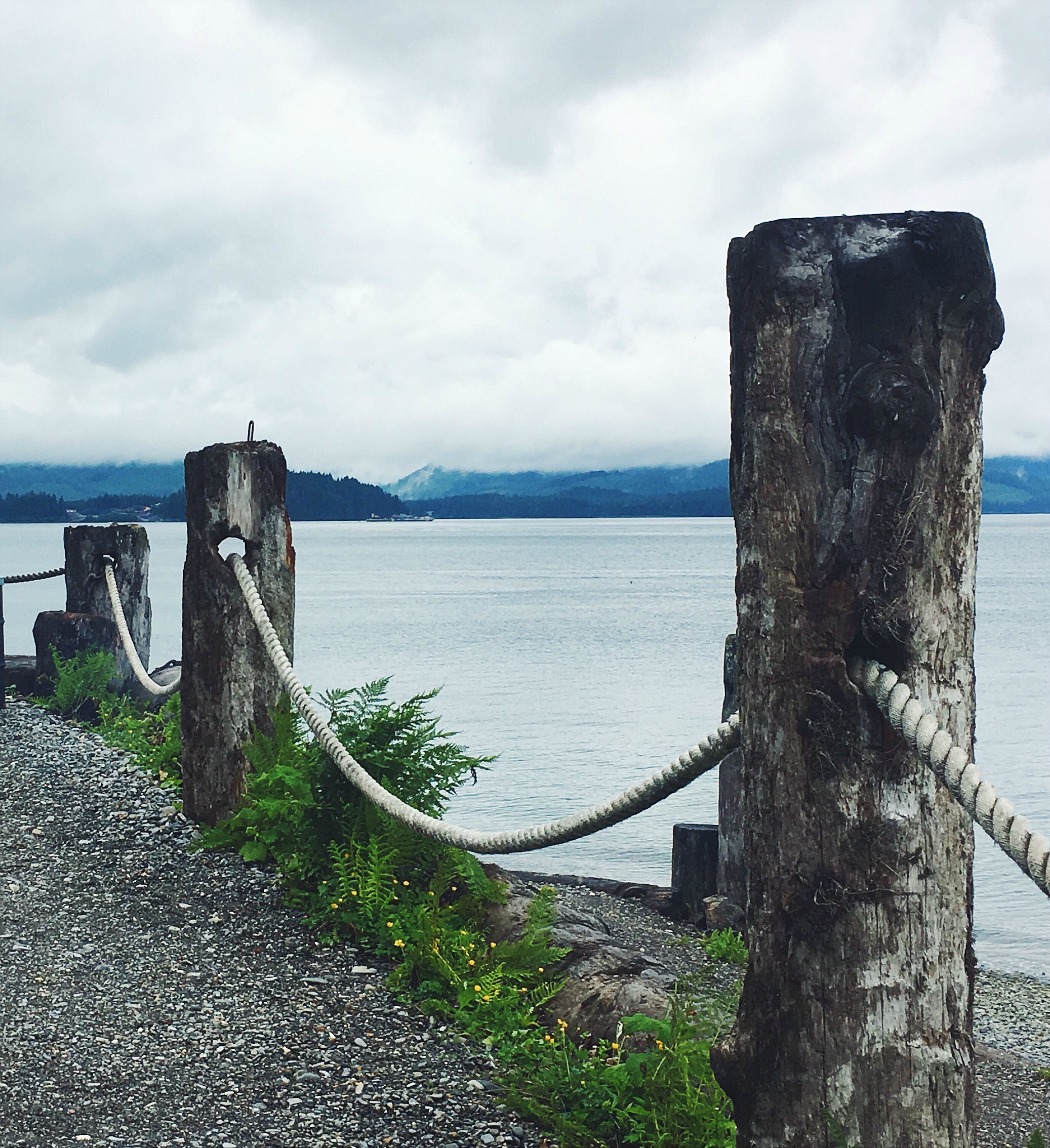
[181,440,295,826]
[671,822,720,921]
[33,612,119,696]
[63,524,153,691]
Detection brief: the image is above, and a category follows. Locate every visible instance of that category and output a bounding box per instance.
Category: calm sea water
[3,517,1048,978]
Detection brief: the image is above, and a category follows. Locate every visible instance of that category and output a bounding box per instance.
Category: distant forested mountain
[982,457,1050,513]
[404,486,731,519]
[391,456,1050,517]
[286,472,403,520]
[136,472,403,522]
[0,466,402,522]
[0,462,184,500]
[386,461,730,501]
[0,491,67,522]
[4,456,1050,521]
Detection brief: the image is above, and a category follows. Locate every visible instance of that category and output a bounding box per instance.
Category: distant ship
[367,512,434,523]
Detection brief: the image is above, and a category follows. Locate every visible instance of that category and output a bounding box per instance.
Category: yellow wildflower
[330,902,339,910]
[386,921,393,928]
[474,984,481,992]
[393,939,405,949]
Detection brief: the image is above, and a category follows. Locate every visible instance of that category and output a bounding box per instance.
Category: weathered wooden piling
[66,523,152,688]
[181,441,295,826]
[33,525,153,694]
[670,822,719,921]
[710,213,1003,1147]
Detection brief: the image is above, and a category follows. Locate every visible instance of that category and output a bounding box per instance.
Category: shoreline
[2,698,1050,1146]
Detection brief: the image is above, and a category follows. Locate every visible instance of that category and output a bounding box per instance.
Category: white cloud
[0,0,1046,479]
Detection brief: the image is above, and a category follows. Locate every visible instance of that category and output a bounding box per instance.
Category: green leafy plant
[98,692,183,784]
[505,988,738,1148]
[44,651,738,1145]
[44,645,183,781]
[47,646,120,720]
[1028,1131,1046,1148]
[701,928,748,966]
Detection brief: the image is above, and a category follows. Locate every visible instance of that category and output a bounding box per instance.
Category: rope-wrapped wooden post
[181,440,295,826]
[710,213,1003,1146]
[33,525,152,695]
[65,523,153,690]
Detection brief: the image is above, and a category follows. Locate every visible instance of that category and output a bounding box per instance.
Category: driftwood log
[710,212,1003,1147]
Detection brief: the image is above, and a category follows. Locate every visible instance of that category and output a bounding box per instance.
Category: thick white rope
[102,560,180,698]
[228,553,739,854]
[849,657,1050,898]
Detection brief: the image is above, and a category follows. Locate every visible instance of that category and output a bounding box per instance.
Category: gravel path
[2,697,1049,1147]
[0,701,545,1148]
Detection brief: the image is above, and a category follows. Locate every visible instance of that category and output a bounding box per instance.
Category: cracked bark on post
[710,212,1003,1148]
[181,441,295,826]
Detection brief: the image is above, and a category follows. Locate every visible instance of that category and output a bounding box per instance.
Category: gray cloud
[0,0,1047,482]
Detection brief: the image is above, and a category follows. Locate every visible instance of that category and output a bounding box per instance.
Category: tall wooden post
[710,213,1003,1147]
[64,523,153,690]
[181,441,295,826]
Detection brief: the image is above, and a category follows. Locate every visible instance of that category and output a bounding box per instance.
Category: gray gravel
[0,700,547,1148]
[3,696,1050,1147]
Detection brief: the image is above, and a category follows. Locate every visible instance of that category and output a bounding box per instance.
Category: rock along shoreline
[2,699,1049,1147]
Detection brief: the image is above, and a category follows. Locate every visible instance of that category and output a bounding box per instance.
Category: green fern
[48,646,119,719]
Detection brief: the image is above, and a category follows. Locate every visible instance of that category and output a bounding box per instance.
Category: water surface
[3,517,1048,977]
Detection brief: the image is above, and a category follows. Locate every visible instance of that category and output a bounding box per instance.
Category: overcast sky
[1,0,1048,483]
